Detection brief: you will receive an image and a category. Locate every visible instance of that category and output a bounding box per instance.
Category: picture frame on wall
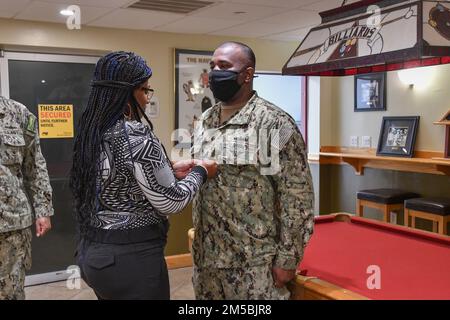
[354,72,386,112]
[174,48,214,148]
[377,116,420,157]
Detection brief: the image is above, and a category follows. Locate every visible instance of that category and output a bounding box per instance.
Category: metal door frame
[0,51,98,287]
[0,51,98,98]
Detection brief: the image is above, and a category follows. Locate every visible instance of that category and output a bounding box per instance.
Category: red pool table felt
[297,215,450,300]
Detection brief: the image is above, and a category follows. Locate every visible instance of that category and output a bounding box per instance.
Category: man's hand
[198,159,218,179]
[173,159,218,179]
[272,267,296,288]
[35,217,52,237]
[172,159,195,179]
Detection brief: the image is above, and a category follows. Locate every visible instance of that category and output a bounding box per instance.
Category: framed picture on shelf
[174,48,214,148]
[354,72,386,112]
[377,116,420,157]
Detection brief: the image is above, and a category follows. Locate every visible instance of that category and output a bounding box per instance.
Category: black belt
[84,220,169,244]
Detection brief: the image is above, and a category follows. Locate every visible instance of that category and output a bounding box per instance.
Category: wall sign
[38,104,74,139]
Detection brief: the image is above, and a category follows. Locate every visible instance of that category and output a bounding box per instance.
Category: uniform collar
[204,91,259,128]
[226,91,258,125]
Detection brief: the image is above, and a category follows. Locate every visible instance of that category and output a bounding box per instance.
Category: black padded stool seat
[356,189,420,223]
[357,189,419,204]
[405,198,450,216]
[404,197,450,236]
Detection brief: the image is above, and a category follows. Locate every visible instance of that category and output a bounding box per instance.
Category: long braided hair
[70,51,152,238]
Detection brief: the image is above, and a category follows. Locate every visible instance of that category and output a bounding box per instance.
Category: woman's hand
[172,159,218,179]
[172,159,195,179]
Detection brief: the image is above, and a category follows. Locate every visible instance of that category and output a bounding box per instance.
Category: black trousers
[77,222,170,300]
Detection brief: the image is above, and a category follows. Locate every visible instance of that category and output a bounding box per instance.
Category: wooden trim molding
[308,153,320,163]
[288,275,369,300]
[319,146,450,176]
[165,254,192,270]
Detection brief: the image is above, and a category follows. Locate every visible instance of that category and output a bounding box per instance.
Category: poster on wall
[354,72,386,111]
[175,49,214,148]
[38,104,74,139]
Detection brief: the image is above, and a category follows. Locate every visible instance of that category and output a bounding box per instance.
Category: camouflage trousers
[193,264,291,300]
[0,228,32,300]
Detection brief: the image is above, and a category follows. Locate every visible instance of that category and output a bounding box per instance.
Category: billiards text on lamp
[283,1,450,78]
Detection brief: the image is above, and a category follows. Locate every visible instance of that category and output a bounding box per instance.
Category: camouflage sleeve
[270,120,314,270]
[22,112,54,219]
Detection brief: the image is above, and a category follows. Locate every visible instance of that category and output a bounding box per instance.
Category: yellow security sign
[38,104,74,139]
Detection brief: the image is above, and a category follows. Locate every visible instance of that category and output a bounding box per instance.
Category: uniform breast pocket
[216,166,274,239]
[0,132,26,165]
[218,166,258,189]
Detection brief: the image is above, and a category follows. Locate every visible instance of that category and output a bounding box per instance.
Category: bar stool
[404,198,450,236]
[357,189,419,223]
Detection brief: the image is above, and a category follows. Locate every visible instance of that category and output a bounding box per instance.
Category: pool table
[289,213,450,300]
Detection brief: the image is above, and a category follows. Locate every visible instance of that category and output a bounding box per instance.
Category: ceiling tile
[154,16,240,34]
[190,2,288,21]
[209,21,297,38]
[216,0,319,9]
[258,10,321,29]
[261,26,311,42]
[0,0,31,18]
[2,0,352,37]
[88,8,182,30]
[298,0,358,12]
[14,1,113,24]
[35,0,134,8]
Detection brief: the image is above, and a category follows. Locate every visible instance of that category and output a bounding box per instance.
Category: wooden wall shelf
[319,146,450,176]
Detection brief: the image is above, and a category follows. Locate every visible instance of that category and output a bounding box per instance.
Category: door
[0,52,98,285]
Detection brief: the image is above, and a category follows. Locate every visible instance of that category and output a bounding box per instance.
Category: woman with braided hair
[70,51,216,300]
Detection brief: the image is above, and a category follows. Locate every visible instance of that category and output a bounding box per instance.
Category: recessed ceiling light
[60,9,74,16]
[41,80,46,84]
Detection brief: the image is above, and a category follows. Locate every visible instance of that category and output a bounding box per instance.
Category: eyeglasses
[141,87,154,99]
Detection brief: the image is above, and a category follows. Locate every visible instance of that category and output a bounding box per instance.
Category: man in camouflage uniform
[0,96,54,300]
[191,42,314,300]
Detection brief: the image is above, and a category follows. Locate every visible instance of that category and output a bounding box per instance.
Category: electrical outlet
[390,212,398,225]
[362,136,372,148]
[350,136,359,148]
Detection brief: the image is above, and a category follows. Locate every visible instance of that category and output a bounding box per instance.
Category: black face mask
[209,69,243,102]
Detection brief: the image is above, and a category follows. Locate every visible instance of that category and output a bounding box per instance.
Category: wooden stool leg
[404,209,409,227]
[432,221,438,233]
[444,217,449,236]
[383,205,390,223]
[357,199,363,217]
[411,215,416,229]
[438,217,445,235]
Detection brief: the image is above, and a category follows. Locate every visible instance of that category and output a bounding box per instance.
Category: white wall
[307,76,334,156]
[307,65,450,215]
[0,18,298,149]
[332,65,449,151]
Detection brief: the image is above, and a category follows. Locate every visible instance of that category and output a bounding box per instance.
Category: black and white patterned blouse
[91,120,206,230]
